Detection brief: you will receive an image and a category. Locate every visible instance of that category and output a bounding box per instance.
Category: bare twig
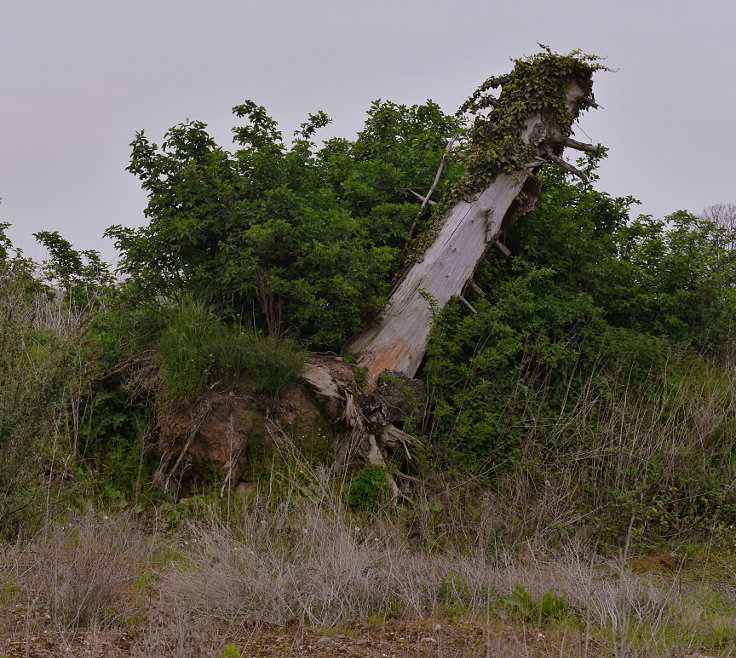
[406,134,458,241]
[421,135,458,210]
[407,189,437,206]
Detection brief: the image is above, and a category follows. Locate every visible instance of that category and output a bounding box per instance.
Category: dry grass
[6,511,157,629]
[3,486,736,656]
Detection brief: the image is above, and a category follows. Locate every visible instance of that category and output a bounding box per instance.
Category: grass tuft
[156,300,306,402]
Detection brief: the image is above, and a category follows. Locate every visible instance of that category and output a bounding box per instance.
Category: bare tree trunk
[300,69,600,474]
[349,80,594,389]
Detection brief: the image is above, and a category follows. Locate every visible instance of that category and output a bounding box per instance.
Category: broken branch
[494,240,511,257]
[469,278,486,297]
[458,295,478,314]
[564,137,599,153]
[407,189,437,206]
[544,150,589,183]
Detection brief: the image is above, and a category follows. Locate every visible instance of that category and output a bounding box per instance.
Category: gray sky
[2,0,734,263]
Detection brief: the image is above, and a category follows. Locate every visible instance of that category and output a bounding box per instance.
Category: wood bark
[348,80,592,389]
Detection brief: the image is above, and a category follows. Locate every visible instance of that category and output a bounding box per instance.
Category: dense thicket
[107,101,463,347]
[3,52,736,546]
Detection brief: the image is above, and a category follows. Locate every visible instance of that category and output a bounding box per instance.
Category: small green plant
[354,365,367,388]
[438,570,470,615]
[348,466,390,509]
[220,643,241,658]
[500,585,571,623]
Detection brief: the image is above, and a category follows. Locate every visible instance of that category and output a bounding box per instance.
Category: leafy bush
[421,157,736,544]
[107,100,463,349]
[348,467,391,509]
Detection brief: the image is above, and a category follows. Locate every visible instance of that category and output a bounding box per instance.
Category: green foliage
[500,585,571,624]
[78,389,153,501]
[450,47,606,201]
[0,276,95,536]
[34,230,113,306]
[423,150,736,544]
[157,300,306,402]
[156,301,224,401]
[107,99,463,348]
[0,220,11,262]
[4,49,736,556]
[437,570,471,615]
[220,644,241,658]
[486,162,736,352]
[348,467,391,509]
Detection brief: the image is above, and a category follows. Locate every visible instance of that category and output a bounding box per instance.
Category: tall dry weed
[9,511,155,628]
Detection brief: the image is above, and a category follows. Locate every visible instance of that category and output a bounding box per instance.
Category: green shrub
[220,644,241,658]
[500,585,571,623]
[348,467,391,509]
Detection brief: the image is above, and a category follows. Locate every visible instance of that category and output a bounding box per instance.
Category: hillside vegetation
[3,51,736,656]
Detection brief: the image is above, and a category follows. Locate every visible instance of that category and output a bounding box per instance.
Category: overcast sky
[2,0,734,263]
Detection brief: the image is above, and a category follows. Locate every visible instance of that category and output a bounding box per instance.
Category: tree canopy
[107,100,463,346]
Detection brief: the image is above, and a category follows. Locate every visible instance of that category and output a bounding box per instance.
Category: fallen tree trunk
[322,53,604,470]
[248,53,605,481]
[349,77,597,389]
[149,51,606,491]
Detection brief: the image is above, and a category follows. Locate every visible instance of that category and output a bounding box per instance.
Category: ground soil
[0,607,613,657]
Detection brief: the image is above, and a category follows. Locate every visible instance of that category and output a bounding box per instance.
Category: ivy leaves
[450,49,606,202]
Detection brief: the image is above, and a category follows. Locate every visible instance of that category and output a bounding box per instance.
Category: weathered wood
[302,73,598,476]
[349,81,590,389]
[349,172,524,387]
[349,82,584,388]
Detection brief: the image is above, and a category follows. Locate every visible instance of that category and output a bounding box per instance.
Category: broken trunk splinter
[494,240,511,257]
